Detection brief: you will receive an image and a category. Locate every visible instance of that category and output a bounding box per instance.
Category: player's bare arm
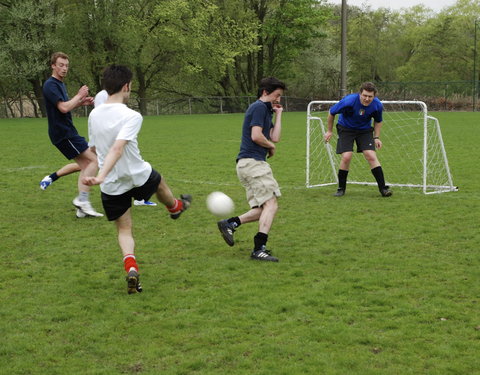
[373,121,383,149]
[251,126,276,158]
[57,85,93,114]
[83,139,127,185]
[324,112,335,142]
[270,104,283,143]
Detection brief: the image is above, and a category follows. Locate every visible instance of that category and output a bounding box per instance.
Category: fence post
[219,97,223,114]
[189,98,192,115]
[444,84,448,110]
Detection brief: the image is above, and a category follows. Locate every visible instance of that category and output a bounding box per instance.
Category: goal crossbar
[306,100,457,194]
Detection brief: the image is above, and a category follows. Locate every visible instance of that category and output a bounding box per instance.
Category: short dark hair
[257,77,287,99]
[102,64,133,95]
[359,82,377,95]
[51,52,69,65]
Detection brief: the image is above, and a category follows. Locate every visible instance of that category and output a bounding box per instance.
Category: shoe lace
[258,246,272,255]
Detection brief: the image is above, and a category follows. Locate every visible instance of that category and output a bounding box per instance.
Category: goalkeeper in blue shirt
[324,82,392,197]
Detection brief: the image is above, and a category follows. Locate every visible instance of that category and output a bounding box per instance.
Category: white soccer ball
[206,191,234,217]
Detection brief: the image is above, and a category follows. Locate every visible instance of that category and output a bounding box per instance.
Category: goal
[306,100,457,194]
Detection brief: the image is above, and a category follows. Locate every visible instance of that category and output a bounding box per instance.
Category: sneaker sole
[127,275,139,294]
[250,256,279,262]
[217,222,234,247]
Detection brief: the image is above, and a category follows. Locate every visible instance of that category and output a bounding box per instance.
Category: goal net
[306,100,457,194]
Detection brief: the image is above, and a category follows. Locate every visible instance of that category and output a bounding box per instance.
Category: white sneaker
[40,175,52,190]
[134,199,157,206]
[72,197,104,217]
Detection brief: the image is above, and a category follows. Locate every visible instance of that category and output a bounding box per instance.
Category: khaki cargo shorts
[236,158,281,208]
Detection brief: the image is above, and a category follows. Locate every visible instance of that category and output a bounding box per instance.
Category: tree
[217,0,330,96]
[0,0,64,117]
[59,0,257,114]
[396,0,480,82]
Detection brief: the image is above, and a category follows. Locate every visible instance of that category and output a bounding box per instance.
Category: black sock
[50,172,59,182]
[254,232,268,251]
[227,216,241,228]
[338,169,348,190]
[371,166,386,189]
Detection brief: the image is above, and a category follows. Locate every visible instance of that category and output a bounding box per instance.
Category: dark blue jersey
[237,100,273,161]
[329,93,383,130]
[43,76,79,145]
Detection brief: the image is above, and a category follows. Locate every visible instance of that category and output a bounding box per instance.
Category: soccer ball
[206,191,234,217]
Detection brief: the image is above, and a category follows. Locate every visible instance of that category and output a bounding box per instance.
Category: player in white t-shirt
[94,88,156,207]
[84,65,192,294]
[94,89,157,207]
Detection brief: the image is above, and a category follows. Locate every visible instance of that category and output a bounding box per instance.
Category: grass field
[0,111,479,374]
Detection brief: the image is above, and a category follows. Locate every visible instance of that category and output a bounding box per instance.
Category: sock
[227,216,241,228]
[338,169,348,190]
[79,191,89,202]
[123,254,138,273]
[167,199,183,214]
[254,232,268,251]
[371,166,386,189]
[49,172,59,182]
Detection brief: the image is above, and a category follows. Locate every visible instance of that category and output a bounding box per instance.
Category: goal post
[306,100,457,194]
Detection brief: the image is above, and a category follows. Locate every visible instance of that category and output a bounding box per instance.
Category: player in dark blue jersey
[217,77,286,262]
[42,52,103,216]
[324,82,392,197]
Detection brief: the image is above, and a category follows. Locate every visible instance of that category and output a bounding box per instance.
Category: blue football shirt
[329,93,383,130]
[43,76,79,144]
[237,100,274,161]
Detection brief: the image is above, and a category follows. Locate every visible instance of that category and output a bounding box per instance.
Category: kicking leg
[155,177,191,219]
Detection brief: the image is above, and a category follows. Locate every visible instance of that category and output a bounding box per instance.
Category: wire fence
[0,96,313,118]
[377,81,479,111]
[1,81,479,118]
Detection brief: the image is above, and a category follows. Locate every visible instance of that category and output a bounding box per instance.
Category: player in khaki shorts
[217,77,286,262]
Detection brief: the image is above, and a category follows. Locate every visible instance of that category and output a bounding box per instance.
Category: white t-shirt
[94,90,108,107]
[88,103,152,195]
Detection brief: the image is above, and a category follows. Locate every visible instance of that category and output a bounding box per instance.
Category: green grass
[0,111,479,374]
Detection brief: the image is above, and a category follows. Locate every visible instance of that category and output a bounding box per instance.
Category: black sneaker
[250,245,279,262]
[380,186,393,197]
[126,270,143,294]
[217,219,235,246]
[170,194,192,219]
[334,188,345,197]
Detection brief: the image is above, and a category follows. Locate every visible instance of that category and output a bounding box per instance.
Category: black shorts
[55,135,89,160]
[336,124,375,154]
[101,169,161,221]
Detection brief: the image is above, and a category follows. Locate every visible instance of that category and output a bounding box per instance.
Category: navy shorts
[101,169,161,221]
[55,135,89,160]
[336,124,375,154]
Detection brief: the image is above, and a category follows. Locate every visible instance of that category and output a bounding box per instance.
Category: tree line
[0,0,479,117]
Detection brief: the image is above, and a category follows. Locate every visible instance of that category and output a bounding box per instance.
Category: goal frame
[306,100,457,194]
